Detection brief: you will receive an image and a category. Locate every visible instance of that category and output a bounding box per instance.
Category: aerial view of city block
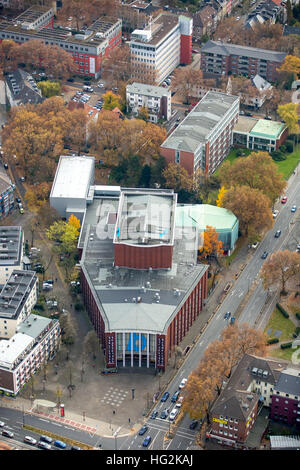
[0,0,299,458]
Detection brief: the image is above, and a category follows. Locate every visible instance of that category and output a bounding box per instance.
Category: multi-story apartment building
[270,368,300,428]
[126,82,171,122]
[200,40,286,82]
[129,12,193,85]
[0,6,122,78]
[160,91,240,176]
[0,226,24,285]
[0,314,60,397]
[207,354,293,447]
[0,169,14,220]
[0,270,38,339]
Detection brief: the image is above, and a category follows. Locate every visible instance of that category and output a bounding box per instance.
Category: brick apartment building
[0,5,122,78]
[207,354,300,448]
[200,40,287,82]
[270,368,300,428]
[160,91,240,176]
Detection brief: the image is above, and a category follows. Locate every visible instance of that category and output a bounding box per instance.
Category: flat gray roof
[17,313,56,341]
[161,91,239,153]
[201,40,287,62]
[127,82,171,98]
[0,226,23,267]
[0,270,37,319]
[114,189,177,247]
[80,195,208,334]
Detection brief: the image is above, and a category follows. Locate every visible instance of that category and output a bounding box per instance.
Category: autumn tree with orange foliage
[200,225,224,259]
[260,250,300,296]
[218,152,286,206]
[182,324,267,422]
[221,185,273,241]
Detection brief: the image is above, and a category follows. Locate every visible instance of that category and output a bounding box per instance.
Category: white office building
[129,13,193,85]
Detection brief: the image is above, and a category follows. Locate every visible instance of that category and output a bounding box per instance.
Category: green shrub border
[276,303,289,318]
[22,424,94,450]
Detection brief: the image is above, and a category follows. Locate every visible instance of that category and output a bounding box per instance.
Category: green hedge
[276,303,289,318]
[280,342,293,349]
[296,312,300,321]
[268,337,279,344]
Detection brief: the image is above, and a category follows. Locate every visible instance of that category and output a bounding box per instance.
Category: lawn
[215,145,300,180]
[275,143,300,179]
[264,307,296,342]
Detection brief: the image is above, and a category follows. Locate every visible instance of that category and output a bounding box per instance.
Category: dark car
[150,410,158,419]
[142,435,151,447]
[189,420,199,430]
[40,435,52,444]
[261,251,268,259]
[161,391,169,402]
[171,391,180,403]
[3,163,8,169]
[274,230,281,238]
[16,197,21,204]
[2,429,14,438]
[160,408,169,419]
[138,425,148,435]
[224,311,231,320]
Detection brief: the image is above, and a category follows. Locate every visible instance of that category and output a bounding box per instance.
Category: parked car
[274,230,281,238]
[3,163,8,169]
[2,429,14,438]
[19,207,24,214]
[138,425,148,436]
[70,445,82,450]
[291,205,297,212]
[161,391,170,402]
[272,210,279,218]
[150,410,158,419]
[230,316,235,325]
[24,436,37,445]
[142,435,151,447]
[179,378,187,389]
[281,196,287,203]
[0,421,4,427]
[224,311,231,320]
[20,176,25,182]
[261,251,268,259]
[251,241,259,249]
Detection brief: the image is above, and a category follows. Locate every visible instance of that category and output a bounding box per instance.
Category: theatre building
[79,187,208,370]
